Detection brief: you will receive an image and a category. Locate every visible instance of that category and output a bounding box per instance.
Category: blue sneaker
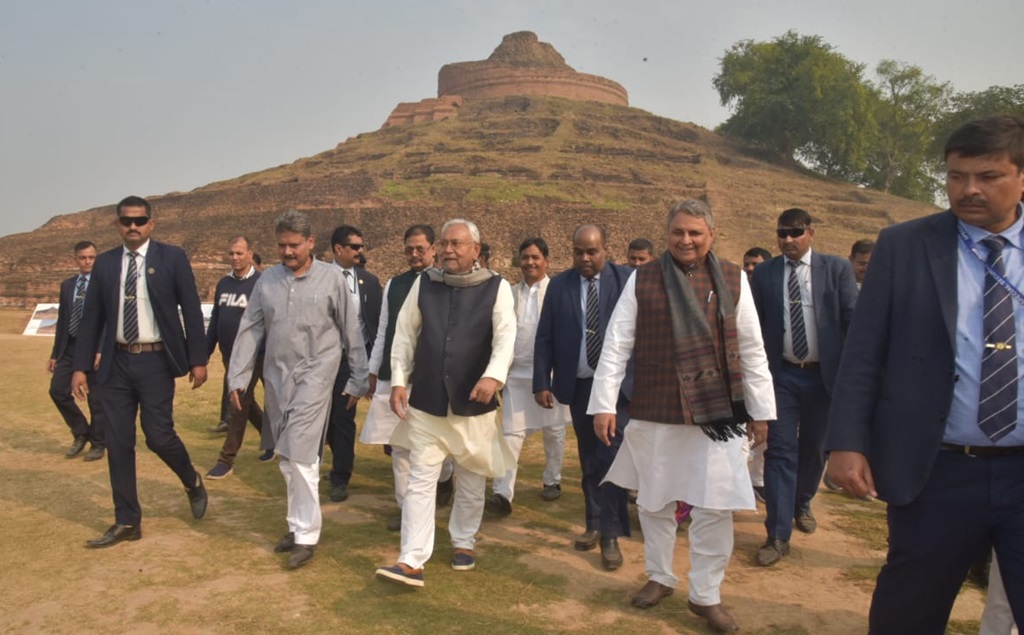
[451,549,475,571]
[375,563,424,588]
[205,463,233,480]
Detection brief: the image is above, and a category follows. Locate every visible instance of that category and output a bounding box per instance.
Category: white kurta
[502,277,570,434]
[389,275,517,478]
[228,260,369,464]
[587,271,776,512]
[362,277,401,445]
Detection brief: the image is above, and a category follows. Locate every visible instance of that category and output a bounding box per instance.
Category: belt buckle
[129,342,143,354]
[962,445,976,457]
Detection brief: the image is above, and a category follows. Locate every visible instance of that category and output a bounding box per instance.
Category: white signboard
[22,303,216,336]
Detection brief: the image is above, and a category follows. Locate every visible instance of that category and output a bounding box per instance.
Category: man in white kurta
[228,210,368,569]
[375,219,516,588]
[589,200,775,633]
[487,238,569,515]
[360,224,453,530]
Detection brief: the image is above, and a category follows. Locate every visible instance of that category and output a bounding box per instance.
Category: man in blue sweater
[205,236,269,479]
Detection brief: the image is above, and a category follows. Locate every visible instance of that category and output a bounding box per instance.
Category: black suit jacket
[750,251,858,394]
[50,275,80,361]
[534,262,634,405]
[74,240,208,382]
[353,267,382,354]
[826,211,967,506]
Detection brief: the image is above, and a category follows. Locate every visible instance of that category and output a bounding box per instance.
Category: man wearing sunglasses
[71,195,209,548]
[749,208,858,567]
[325,225,382,503]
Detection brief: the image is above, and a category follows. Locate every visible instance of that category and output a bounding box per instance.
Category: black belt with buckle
[116,342,165,354]
[784,360,820,370]
[940,443,1024,458]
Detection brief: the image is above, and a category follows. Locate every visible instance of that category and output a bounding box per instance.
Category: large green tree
[862,60,952,202]
[712,31,873,178]
[930,84,1024,164]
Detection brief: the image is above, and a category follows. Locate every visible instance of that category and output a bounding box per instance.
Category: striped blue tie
[123,251,139,344]
[788,260,808,360]
[585,277,601,369]
[978,236,1017,441]
[69,276,86,338]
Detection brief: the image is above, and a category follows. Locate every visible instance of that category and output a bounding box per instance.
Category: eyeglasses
[118,216,151,228]
[436,239,471,250]
[776,228,807,239]
[343,243,364,251]
[404,245,430,255]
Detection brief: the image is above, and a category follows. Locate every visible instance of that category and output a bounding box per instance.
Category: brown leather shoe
[687,600,738,632]
[631,580,674,608]
[600,537,623,570]
[794,508,817,534]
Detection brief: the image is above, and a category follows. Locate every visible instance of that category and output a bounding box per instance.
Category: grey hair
[275,210,312,238]
[441,218,481,243]
[667,199,715,229]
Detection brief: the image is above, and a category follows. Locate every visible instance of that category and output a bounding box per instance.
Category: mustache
[957,197,987,207]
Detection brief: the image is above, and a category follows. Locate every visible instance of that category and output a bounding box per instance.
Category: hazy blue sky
[1,0,1020,239]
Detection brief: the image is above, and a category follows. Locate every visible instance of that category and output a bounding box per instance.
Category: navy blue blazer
[50,275,80,361]
[73,240,208,382]
[826,211,962,506]
[750,251,858,394]
[533,262,634,405]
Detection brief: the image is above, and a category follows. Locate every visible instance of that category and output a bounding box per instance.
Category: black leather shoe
[286,544,315,569]
[794,508,817,534]
[207,421,229,434]
[86,524,141,548]
[485,493,513,516]
[541,483,561,501]
[329,482,349,502]
[756,537,790,566]
[82,446,105,462]
[274,532,295,553]
[574,529,600,551]
[600,537,623,570]
[66,436,88,458]
[436,476,454,507]
[187,474,208,519]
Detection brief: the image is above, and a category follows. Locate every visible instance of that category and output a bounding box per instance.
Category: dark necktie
[585,277,601,369]
[978,235,1017,441]
[123,251,139,344]
[69,276,86,338]
[788,260,809,360]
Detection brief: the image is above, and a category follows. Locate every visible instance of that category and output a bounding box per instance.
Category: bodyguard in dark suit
[750,208,858,566]
[827,116,1024,633]
[71,196,209,548]
[325,225,382,502]
[48,240,106,461]
[534,224,634,570]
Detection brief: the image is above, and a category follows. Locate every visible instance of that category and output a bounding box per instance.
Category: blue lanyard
[957,222,1024,307]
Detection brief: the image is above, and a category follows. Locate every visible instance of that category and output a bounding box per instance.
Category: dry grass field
[0,307,986,634]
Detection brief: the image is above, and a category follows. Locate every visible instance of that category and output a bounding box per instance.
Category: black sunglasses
[776,228,807,239]
[344,243,365,251]
[118,216,151,228]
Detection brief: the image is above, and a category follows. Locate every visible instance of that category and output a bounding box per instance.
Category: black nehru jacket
[206,270,261,363]
[409,274,502,418]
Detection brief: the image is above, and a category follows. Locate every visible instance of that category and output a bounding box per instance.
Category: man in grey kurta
[228,210,368,569]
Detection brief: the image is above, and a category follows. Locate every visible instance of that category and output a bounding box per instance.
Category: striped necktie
[123,251,140,344]
[585,277,601,369]
[788,260,809,360]
[978,235,1017,441]
[69,276,86,338]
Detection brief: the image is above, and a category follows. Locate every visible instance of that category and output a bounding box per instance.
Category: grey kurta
[228,259,368,464]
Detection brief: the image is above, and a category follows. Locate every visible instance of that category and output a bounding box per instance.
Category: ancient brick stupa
[383,31,628,127]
